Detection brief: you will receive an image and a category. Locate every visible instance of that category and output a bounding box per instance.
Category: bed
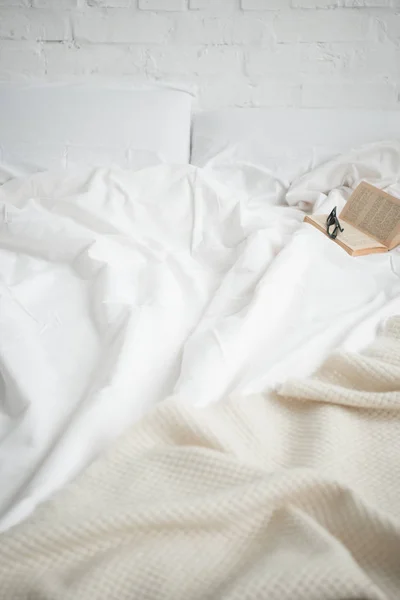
[1,85,400,599]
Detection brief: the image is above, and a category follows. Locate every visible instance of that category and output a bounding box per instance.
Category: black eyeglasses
[326,207,344,240]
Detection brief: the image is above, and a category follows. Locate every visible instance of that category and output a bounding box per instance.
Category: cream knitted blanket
[1,317,400,600]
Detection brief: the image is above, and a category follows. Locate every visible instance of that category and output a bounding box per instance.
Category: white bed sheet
[1,142,400,531]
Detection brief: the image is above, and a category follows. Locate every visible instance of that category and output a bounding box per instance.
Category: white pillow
[191,108,400,185]
[0,83,193,183]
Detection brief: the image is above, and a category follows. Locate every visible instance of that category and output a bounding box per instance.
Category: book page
[340,182,400,248]
[309,214,387,252]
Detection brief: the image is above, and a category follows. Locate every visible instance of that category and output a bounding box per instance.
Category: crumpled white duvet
[1,141,400,532]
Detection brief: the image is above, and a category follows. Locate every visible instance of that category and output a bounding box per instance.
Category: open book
[304,182,400,256]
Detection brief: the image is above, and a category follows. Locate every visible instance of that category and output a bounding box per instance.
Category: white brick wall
[0,0,399,110]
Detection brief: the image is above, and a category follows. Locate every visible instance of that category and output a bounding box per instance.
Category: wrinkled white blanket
[1,316,400,599]
[1,141,400,531]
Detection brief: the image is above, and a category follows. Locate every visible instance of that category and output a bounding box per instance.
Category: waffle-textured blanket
[1,317,400,599]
